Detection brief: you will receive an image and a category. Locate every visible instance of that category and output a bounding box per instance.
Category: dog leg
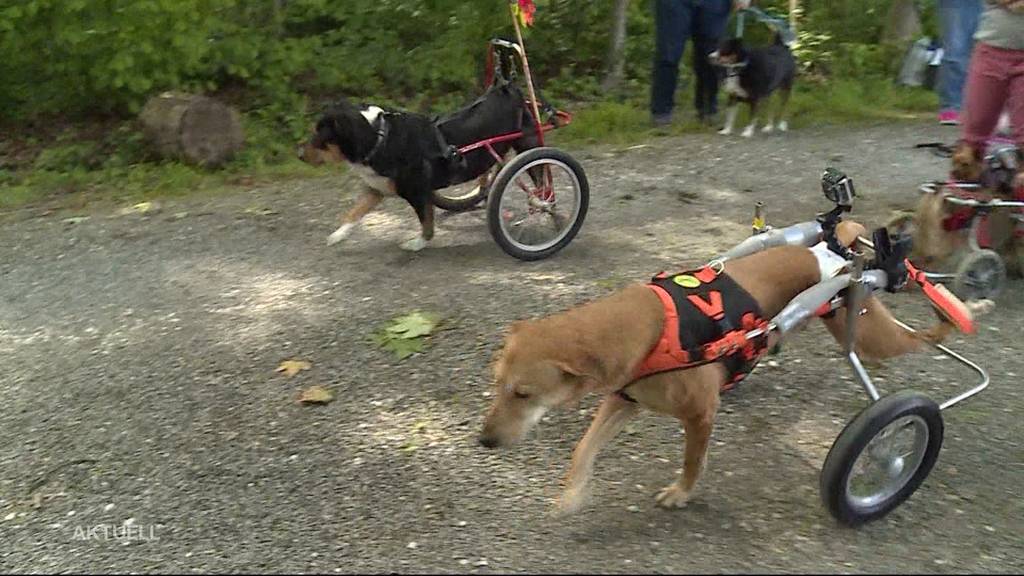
[401,197,435,252]
[328,190,383,245]
[719,104,739,136]
[555,393,639,515]
[656,409,718,509]
[646,368,720,509]
[774,87,792,132]
[761,95,777,133]
[741,101,760,138]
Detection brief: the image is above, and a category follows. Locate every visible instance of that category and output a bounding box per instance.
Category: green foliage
[0,0,947,210]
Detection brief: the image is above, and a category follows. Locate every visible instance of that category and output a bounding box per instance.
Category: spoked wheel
[486,147,589,261]
[432,175,490,213]
[953,249,1006,301]
[821,391,943,527]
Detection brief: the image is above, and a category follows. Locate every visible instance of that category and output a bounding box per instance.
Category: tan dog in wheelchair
[897,142,1024,275]
[478,221,992,515]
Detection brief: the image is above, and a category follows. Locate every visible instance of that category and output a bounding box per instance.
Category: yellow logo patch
[673,274,701,288]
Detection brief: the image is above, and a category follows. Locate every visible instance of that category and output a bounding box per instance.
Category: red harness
[940,183,1024,243]
[630,266,769,393]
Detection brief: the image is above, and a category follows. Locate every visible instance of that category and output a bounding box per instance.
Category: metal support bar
[845,251,881,402]
[892,319,990,410]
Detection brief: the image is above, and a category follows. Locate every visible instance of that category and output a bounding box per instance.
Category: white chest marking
[810,242,850,281]
[360,105,384,126]
[349,163,394,195]
[724,75,748,98]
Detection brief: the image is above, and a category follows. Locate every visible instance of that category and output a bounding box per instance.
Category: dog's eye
[513,390,531,400]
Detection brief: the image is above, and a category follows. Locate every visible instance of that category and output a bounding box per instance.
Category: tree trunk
[139,92,245,168]
[883,0,921,44]
[601,0,631,93]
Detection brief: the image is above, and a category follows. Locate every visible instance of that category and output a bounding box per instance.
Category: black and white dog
[710,32,796,138]
[298,81,542,252]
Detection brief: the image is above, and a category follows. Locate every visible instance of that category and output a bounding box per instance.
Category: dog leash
[735,7,796,45]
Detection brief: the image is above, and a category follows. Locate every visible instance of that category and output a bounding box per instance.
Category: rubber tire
[486,147,589,261]
[953,248,1006,301]
[820,391,944,527]
[432,181,488,213]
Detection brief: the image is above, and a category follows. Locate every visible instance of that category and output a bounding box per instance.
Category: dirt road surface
[2,122,1022,573]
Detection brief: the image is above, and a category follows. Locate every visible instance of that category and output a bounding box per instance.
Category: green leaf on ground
[373,311,442,360]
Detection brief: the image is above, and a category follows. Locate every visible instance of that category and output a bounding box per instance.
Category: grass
[1,77,938,214]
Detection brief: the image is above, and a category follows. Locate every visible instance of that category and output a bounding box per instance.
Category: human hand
[734,0,752,11]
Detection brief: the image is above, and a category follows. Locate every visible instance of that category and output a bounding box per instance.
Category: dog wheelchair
[431,1,588,261]
[889,143,1024,301]
[716,169,989,526]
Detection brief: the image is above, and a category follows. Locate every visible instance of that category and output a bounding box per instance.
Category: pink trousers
[961,42,1024,150]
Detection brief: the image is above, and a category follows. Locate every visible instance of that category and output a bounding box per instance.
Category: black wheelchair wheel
[432,178,489,213]
[821,391,944,527]
[486,147,589,261]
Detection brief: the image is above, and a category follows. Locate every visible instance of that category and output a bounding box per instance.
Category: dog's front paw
[327,223,354,246]
[553,486,590,517]
[655,483,691,509]
[400,236,428,252]
[777,120,789,132]
[761,123,775,133]
[718,127,733,136]
[967,298,996,317]
[741,125,756,138]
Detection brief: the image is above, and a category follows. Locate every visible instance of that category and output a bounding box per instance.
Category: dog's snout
[478,435,500,449]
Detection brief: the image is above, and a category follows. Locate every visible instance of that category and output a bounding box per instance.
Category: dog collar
[364,113,390,164]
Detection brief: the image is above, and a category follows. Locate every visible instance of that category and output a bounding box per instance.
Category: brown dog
[478,221,989,514]
[897,142,1024,274]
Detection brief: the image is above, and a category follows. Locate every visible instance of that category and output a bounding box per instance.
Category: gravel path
[1,122,1022,574]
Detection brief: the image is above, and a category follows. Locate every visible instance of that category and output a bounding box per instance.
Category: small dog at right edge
[711,32,796,138]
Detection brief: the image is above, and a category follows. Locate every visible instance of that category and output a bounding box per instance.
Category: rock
[139,91,245,168]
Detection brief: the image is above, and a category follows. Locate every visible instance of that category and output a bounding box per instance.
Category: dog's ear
[553,345,607,388]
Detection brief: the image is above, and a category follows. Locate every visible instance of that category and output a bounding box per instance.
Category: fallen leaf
[276,359,311,377]
[297,385,334,405]
[386,311,441,339]
[117,201,161,217]
[245,206,278,216]
[387,337,423,360]
[373,311,443,360]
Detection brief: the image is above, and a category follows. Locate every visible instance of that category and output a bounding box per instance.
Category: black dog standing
[711,32,796,138]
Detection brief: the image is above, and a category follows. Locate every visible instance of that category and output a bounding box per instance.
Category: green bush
[0,0,945,209]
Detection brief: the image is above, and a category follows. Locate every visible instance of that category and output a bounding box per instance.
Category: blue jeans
[937,0,982,113]
[651,0,732,119]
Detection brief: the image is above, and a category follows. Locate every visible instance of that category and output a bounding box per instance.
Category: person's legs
[961,43,1012,152]
[692,0,732,121]
[651,0,694,124]
[937,0,982,123]
[1007,49,1024,149]
[1006,48,1024,190]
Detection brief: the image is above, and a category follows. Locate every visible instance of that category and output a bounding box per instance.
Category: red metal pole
[510,1,545,146]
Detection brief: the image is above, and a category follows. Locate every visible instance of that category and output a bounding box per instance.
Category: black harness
[363,113,390,165]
